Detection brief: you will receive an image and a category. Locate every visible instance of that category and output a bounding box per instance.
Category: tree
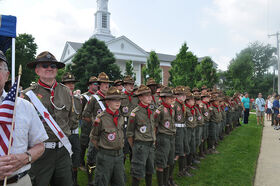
[223,41,276,97]
[125,60,135,79]
[195,57,218,88]
[5,33,37,88]
[169,43,198,88]
[142,51,162,84]
[70,38,122,92]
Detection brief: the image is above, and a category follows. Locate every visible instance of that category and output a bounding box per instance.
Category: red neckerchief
[202,101,210,108]
[124,90,133,102]
[195,104,201,113]
[38,79,57,102]
[139,102,152,119]
[162,101,172,116]
[106,108,119,127]
[176,99,185,113]
[88,90,95,95]
[185,103,195,115]
[220,105,224,111]
[152,95,156,104]
[234,98,239,104]
[97,90,105,99]
[212,103,220,112]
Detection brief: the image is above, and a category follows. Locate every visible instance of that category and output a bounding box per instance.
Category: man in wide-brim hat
[79,75,98,172]
[114,79,123,92]
[146,78,160,110]
[154,86,178,186]
[90,86,125,186]
[127,85,155,186]
[22,51,73,186]
[120,75,138,164]
[82,71,112,185]
[200,92,211,155]
[61,72,82,186]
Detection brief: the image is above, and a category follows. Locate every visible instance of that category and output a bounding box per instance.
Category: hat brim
[100,95,125,101]
[61,80,80,83]
[160,93,174,97]
[27,61,65,69]
[98,80,113,83]
[123,81,135,85]
[134,89,151,96]
[88,81,98,85]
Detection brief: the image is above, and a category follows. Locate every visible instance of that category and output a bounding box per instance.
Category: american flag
[0,81,18,156]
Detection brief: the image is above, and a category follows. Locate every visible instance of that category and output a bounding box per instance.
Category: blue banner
[0,15,17,52]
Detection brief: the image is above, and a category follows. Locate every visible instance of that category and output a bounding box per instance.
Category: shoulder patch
[130,112,136,117]
[156,109,161,114]
[93,117,100,127]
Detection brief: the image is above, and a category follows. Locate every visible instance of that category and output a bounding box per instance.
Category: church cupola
[92,0,115,42]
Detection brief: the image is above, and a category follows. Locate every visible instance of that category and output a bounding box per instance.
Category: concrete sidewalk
[254,119,280,186]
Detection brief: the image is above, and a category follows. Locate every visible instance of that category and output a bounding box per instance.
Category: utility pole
[268,32,280,94]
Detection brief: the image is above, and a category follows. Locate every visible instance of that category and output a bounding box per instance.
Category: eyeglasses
[38,63,57,69]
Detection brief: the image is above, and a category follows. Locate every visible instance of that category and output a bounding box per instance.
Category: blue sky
[1,0,279,70]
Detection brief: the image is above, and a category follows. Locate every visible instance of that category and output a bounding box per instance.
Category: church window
[102,14,107,28]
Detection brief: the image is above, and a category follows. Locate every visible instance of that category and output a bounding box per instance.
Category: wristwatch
[25,151,32,164]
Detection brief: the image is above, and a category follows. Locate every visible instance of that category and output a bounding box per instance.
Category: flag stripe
[0,113,13,118]
[0,108,13,114]
[0,105,14,110]
[0,127,9,146]
[1,125,10,140]
[0,135,8,155]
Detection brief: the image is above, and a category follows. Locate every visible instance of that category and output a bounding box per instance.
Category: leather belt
[175,123,186,128]
[99,147,123,157]
[71,128,79,134]
[44,142,64,149]
[0,170,28,185]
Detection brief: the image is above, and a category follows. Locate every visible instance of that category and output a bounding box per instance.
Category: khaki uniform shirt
[83,93,106,121]
[90,111,124,150]
[81,91,95,111]
[154,105,176,135]
[120,92,139,118]
[69,95,83,130]
[195,105,204,126]
[201,102,211,122]
[127,105,156,142]
[209,105,222,123]
[23,83,73,142]
[185,106,197,128]
[174,100,186,124]
[220,106,226,121]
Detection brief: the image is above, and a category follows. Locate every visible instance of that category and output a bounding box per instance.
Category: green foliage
[5,33,37,88]
[70,38,122,92]
[143,51,162,84]
[125,60,135,79]
[224,42,276,97]
[195,57,218,88]
[169,43,198,88]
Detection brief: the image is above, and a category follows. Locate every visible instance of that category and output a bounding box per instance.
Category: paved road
[254,119,280,186]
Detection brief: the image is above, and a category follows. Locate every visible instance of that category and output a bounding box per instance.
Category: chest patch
[204,112,208,117]
[122,106,129,113]
[177,106,181,111]
[149,105,154,109]
[198,116,202,121]
[107,132,116,141]
[97,109,102,115]
[188,117,193,122]
[140,126,147,133]
[164,121,170,128]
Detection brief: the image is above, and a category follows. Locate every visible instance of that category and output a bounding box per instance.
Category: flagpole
[3,65,22,186]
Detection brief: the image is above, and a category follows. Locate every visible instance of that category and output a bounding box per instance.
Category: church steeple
[92,0,115,42]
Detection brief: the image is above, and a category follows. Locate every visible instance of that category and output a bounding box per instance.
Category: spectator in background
[266,95,272,121]
[273,94,280,130]
[270,93,276,126]
[241,92,250,124]
[255,93,265,126]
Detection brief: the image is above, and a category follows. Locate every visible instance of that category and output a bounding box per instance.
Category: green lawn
[78,115,262,186]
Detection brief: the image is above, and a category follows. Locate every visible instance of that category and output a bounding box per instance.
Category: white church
[60,0,215,86]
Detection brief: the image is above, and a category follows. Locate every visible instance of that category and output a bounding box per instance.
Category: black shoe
[168,178,178,186]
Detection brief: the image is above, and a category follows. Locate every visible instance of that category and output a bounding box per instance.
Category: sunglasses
[38,63,57,69]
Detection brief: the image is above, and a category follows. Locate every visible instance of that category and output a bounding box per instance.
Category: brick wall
[161,66,170,86]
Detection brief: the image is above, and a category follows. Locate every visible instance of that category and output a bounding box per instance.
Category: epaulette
[131,106,140,114]
[22,83,38,94]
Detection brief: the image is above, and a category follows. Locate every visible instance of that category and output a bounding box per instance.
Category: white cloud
[206,0,280,45]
